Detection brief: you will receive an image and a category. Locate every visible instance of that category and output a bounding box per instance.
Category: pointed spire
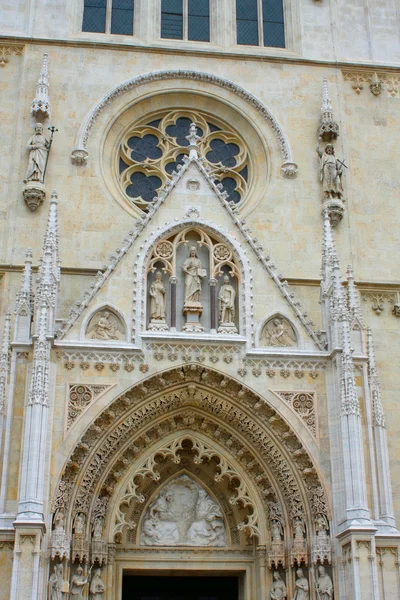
[34,190,60,338]
[346,265,364,326]
[366,328,385,427]
[0,312,11,415]
[317,76,339,141]
[339,293,360,417]
[14,249,34,317]
[31,52,51,121]
[186,123,201,159]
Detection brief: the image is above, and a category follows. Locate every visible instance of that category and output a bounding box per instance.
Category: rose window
[119,110,249,212]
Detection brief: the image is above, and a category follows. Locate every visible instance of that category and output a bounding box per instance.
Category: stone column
[209,278,217,333]
[257,545,267,600]
[169,276,177,331]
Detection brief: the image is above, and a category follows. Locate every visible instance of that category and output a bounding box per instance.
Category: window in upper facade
[236,0,285,48]
[82,0,134,34]
[118,110,249,212]
[161,0,210,42]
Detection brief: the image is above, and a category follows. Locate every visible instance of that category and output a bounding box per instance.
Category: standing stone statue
[182,246,205,305]
[316,566,333,600]
[74,513,85,535]
[149,271,167,321]
[69,566,88,600]
[48,564,63,600]
[271,520,283,542]
[270,571,287,599]
[24,123,50,183]
[292,569,309,600]
[89,569,106,600]
[93,516,104,539]
[316,140,343,199]
[218,275,236,325]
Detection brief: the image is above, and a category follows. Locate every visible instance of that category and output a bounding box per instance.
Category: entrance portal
[122,575,239,600]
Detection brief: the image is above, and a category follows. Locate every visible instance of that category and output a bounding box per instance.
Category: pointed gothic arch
[52,365,331,559]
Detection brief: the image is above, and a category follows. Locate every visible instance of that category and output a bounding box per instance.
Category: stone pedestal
[182,302,204,333]
[322,197,345,227]
[218,322,238,335]
[148,319,169,332]
[23,181,46,211]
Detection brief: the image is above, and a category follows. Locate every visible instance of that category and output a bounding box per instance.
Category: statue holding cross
[316,138,347,199]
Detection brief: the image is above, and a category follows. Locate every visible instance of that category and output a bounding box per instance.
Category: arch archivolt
[53,367,331,555]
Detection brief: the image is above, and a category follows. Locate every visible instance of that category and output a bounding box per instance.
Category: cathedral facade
[1,1,400,599]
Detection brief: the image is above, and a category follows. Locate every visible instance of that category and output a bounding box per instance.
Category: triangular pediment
[56,155,324,350]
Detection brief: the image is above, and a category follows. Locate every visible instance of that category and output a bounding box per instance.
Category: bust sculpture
[270,572,287,599]
[24,123,50,184]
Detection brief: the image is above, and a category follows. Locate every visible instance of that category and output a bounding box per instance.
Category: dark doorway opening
[122,574,239,600]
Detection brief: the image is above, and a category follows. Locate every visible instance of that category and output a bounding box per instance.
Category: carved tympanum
[140,475,226,547]
[261,317,297,347]
[86,309,125,341]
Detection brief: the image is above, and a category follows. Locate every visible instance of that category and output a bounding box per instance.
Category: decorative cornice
[343,70,400,97]
[71,69,297,177]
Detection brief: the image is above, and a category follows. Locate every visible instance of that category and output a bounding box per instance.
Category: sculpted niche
[146,226,241,334]
[260,316,297,348]
[86,308,125,341]
[140,475,227,547]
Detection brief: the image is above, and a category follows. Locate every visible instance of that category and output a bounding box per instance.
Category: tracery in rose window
[119,110,249,211]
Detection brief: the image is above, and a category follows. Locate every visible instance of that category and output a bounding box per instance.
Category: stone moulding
[71,69,298,177]
[0,45,23,68]
[342,70,400,97]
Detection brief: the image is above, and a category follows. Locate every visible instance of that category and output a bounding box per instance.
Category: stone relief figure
[69,567,88,600]
[271,519,283,542]
[93,516,104,539]
[316,140,343,199]
[24,123,50,183]
[149,271,167,321]
[182,246,206,305]
[140,475,226,547]
[48,564,63,600]
[262,317,297,347]
[316,566,333,600]
[292,569,309,600]
[315,513,329,535]
[270,572,287,599]
[294,517,306,541]
[74,513,85,535]
[87,310,125,341]
[89,569,106,600]
[218,275,236,325]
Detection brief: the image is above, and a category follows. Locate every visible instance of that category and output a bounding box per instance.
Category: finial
[31,52,51,121]
[317,76,339,141]
[186,123,201,159]
[0,312,12,415]
[366,328,385,427]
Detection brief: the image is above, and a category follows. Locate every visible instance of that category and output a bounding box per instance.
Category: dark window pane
[263,20,285,47]
[127,134,162,162]
[216,177,241,204]
[262,0,283,22]
[82,0,106,33]
[119,158,129,174]
[208,123,221,132]
[239,165,248,181]
[126,172,162,202]
[165,153,186,174]
[111,0,134,35]
[189,0,209,16]
[236,0,257,19]
[206,139,240,168]
[262,0,285,47]
[188,15,209,41]
[161,0,183,39]
[146,119,162,128]
[166,117,203,146]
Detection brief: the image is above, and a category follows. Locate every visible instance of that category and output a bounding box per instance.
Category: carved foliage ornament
[68,384,113,429]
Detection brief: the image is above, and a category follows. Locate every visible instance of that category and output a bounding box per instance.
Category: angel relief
[86,309,125,341]
[261,317,297,348]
